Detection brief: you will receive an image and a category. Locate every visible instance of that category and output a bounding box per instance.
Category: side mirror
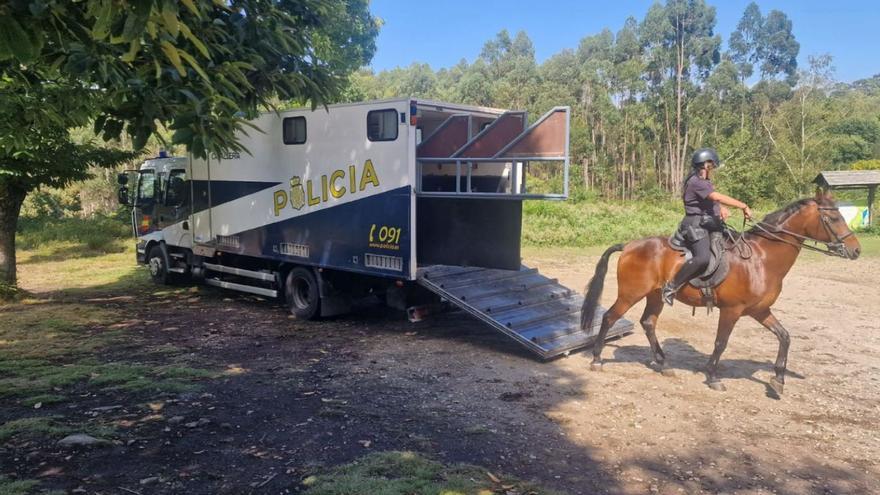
[118,186,130,206]
[117,173,129,185]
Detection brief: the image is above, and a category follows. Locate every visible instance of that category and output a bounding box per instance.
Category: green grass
[0,299,215,407]
[13,215,143,296]
[302,451,562,495]
[522,198,880,253]
[0,267,214,490]
[0,416,78,443]
[2,222,215,438]
[522,199,682,247]
[0,476,39,495]
[18,246,147,296]
[855,235,880,257]
[0,415,116,444]
[16,215,131,253]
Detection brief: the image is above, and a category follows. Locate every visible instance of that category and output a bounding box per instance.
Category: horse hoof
[661,367,676,378]
[769,377,784,395]
[708,381,726,392]
[590,362,603,372]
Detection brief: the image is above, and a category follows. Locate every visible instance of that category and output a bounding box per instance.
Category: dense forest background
[23,1,880,219]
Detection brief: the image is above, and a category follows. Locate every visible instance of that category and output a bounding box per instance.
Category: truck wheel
[147,245,172,285]
[286,267,320,320]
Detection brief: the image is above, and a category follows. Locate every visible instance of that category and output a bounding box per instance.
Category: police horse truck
[118,98,632,359]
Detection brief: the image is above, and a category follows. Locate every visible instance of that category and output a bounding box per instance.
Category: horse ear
[814,187,833,201]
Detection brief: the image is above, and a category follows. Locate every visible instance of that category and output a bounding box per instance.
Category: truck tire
[147,245,172,285]
[286,267,320,320]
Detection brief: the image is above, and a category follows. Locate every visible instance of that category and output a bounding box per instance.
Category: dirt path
[519,250,880,494]
[5,252,879,494]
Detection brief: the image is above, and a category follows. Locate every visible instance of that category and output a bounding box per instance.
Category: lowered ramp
[417,265,634,360]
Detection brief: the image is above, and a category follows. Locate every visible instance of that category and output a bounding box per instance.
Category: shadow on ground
[2,272,875,494]
[609,337,807,399]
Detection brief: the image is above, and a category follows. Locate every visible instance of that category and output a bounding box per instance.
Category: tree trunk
[675,15,685,196]
[622,109,628,200]
[663,102,675,193]
[0,181,28,288]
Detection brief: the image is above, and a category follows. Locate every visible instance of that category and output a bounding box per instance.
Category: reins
[742,206,852,258]
[720,219,753,259]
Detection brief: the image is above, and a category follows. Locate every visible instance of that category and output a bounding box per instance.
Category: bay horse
[580,191,861,394]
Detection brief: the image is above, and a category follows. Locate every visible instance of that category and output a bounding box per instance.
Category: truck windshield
[136,170,156,204]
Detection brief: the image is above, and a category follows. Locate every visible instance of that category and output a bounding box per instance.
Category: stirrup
[661,282,677,306]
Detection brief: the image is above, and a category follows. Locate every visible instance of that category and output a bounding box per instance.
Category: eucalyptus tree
[478,30,540,110]
[575,29,615,192]
[761,55,837,196]
[729,2,799,84]
[850,74,880,96]
[641,0,721,193]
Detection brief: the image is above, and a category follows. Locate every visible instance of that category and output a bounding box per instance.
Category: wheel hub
[149,257,163,276]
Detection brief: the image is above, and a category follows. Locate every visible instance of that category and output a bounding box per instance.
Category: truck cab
[122,153,191,274]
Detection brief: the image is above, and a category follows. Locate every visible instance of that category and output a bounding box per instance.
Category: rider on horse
[661,148,753,306]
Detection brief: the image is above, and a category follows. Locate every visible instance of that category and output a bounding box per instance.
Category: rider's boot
[661,282,679,306]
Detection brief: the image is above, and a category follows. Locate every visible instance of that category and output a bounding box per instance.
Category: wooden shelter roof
[813,170,880,189]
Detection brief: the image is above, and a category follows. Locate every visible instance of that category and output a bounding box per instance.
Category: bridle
[746,205,855,258]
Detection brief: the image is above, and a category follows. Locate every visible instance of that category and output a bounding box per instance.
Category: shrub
[851,159,880,170]
[16,216,132,251]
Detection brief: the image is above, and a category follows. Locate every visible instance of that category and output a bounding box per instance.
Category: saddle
[669,230,731,310]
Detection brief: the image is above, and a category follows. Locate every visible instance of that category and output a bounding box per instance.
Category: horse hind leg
[590,297,639,371]
[640,292,674,377]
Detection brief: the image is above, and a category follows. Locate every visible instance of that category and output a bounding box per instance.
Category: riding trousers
[671,215,718,288]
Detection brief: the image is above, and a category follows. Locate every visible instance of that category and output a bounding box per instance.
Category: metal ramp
[417,265,634,360]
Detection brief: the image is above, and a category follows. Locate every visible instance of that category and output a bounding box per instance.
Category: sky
[368,0,879,83]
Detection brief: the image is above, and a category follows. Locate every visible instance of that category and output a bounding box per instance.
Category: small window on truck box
[283,116,307,145]
[367,109,398,141]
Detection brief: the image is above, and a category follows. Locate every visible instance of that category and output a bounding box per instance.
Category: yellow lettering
[360,159,380,191]
[349,165,356,194]
[321,175,328,202]
[273,190,288,216]
[307,180,321,206]
[330,170,346,198]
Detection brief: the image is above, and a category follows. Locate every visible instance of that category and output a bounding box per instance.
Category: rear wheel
[286,267,320,319]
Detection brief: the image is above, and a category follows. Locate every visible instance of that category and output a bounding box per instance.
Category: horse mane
[747,197,831,232]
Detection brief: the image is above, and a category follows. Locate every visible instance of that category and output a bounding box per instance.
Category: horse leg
[640,292,673,376]
[705,307,742,391]
[590,298,637,371]
[753,309,790,395]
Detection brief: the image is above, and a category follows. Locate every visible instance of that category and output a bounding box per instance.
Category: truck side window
[367,109,398,141]
[283,116,306,145]
[165,169,189,207]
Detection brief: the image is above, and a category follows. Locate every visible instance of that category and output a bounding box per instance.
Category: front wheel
[147,245,172,285]
[285,267,320,320]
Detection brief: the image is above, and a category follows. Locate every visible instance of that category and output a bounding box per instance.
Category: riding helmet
[692,148,721,168]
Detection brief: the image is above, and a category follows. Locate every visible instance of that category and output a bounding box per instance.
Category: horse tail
[580,243,625,330]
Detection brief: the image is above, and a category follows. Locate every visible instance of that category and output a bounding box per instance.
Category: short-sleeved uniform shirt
[683,174,720,217]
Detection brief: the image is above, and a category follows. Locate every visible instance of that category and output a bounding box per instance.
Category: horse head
[793,190,861,259]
